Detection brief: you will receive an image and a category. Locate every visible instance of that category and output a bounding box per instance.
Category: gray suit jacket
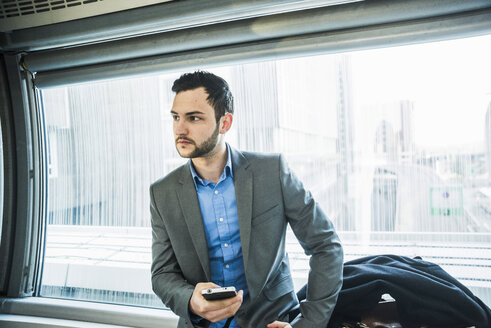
[150,147,343,328]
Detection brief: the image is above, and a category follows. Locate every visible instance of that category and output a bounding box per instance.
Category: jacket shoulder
[150,162,188,191]
[231,149,285,177]
[241,150,281,165]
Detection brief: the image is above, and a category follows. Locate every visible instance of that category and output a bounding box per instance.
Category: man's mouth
[176,138,194,145]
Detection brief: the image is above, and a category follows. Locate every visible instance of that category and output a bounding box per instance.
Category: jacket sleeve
[150,184,197,327]
[278,154,344,328]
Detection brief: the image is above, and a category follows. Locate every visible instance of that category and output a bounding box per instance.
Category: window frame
[19,1,491,88]
[0,53,47,298]
[1,0,491,326]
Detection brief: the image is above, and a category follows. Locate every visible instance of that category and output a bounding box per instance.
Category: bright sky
[351,34,491,150]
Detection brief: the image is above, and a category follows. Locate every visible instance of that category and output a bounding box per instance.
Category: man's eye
[172,115,179,121]
[189,116,201,121]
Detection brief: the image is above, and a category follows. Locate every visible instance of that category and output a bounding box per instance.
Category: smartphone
[201,286,237,301]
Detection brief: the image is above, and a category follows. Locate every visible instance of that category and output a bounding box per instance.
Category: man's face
[171,87,221,158]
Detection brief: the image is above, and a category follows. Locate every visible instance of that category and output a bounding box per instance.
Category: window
[39,34,491,308]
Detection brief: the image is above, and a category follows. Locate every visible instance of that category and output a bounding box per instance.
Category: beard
[175,123,220,158]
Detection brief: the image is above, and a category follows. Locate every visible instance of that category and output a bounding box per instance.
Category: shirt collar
[189,144,233,187]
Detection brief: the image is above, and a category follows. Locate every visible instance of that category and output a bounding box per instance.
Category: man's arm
[278,154,344,328]
[150,184,196,324]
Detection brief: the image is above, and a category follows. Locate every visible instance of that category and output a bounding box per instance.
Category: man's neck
[191,143,228,184]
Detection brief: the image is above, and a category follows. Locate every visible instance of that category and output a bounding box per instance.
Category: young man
[150,71,343,328]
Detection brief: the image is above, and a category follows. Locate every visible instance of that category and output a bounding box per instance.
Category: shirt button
[224,243,229,247]
[219,218,224,222]
[225,264,230,269]
[214,190,218,194]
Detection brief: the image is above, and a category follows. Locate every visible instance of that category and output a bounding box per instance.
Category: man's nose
[174,119,188,135]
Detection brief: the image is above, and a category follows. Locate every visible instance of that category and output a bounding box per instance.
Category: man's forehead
[170,103,212,116]
[171,88,213,114]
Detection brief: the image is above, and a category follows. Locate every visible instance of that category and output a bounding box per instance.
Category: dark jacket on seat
[297,254,490,328]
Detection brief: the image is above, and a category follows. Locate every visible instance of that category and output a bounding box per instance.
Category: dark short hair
[172,71,234,122]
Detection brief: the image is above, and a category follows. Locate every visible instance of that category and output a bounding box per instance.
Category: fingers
[189,284,244,323]
[197,282,221,290]
[267,321,292,328]
[202,290,243,322]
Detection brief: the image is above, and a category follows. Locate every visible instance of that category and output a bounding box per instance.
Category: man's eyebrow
[170,110,206,116]
[185,111,206,116]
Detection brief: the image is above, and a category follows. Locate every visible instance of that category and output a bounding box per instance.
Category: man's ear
[219,113,233,134]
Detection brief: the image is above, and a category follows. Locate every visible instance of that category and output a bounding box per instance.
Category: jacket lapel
[176,163,211,281]
[231,148,253,272]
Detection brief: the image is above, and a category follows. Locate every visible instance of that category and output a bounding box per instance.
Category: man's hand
[189,282,243,323]
[267,321,292,328]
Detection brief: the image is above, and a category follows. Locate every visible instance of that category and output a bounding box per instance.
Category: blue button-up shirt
[189,146,248,328]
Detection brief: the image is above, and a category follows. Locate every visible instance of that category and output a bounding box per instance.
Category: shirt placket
[212,186,235,285]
